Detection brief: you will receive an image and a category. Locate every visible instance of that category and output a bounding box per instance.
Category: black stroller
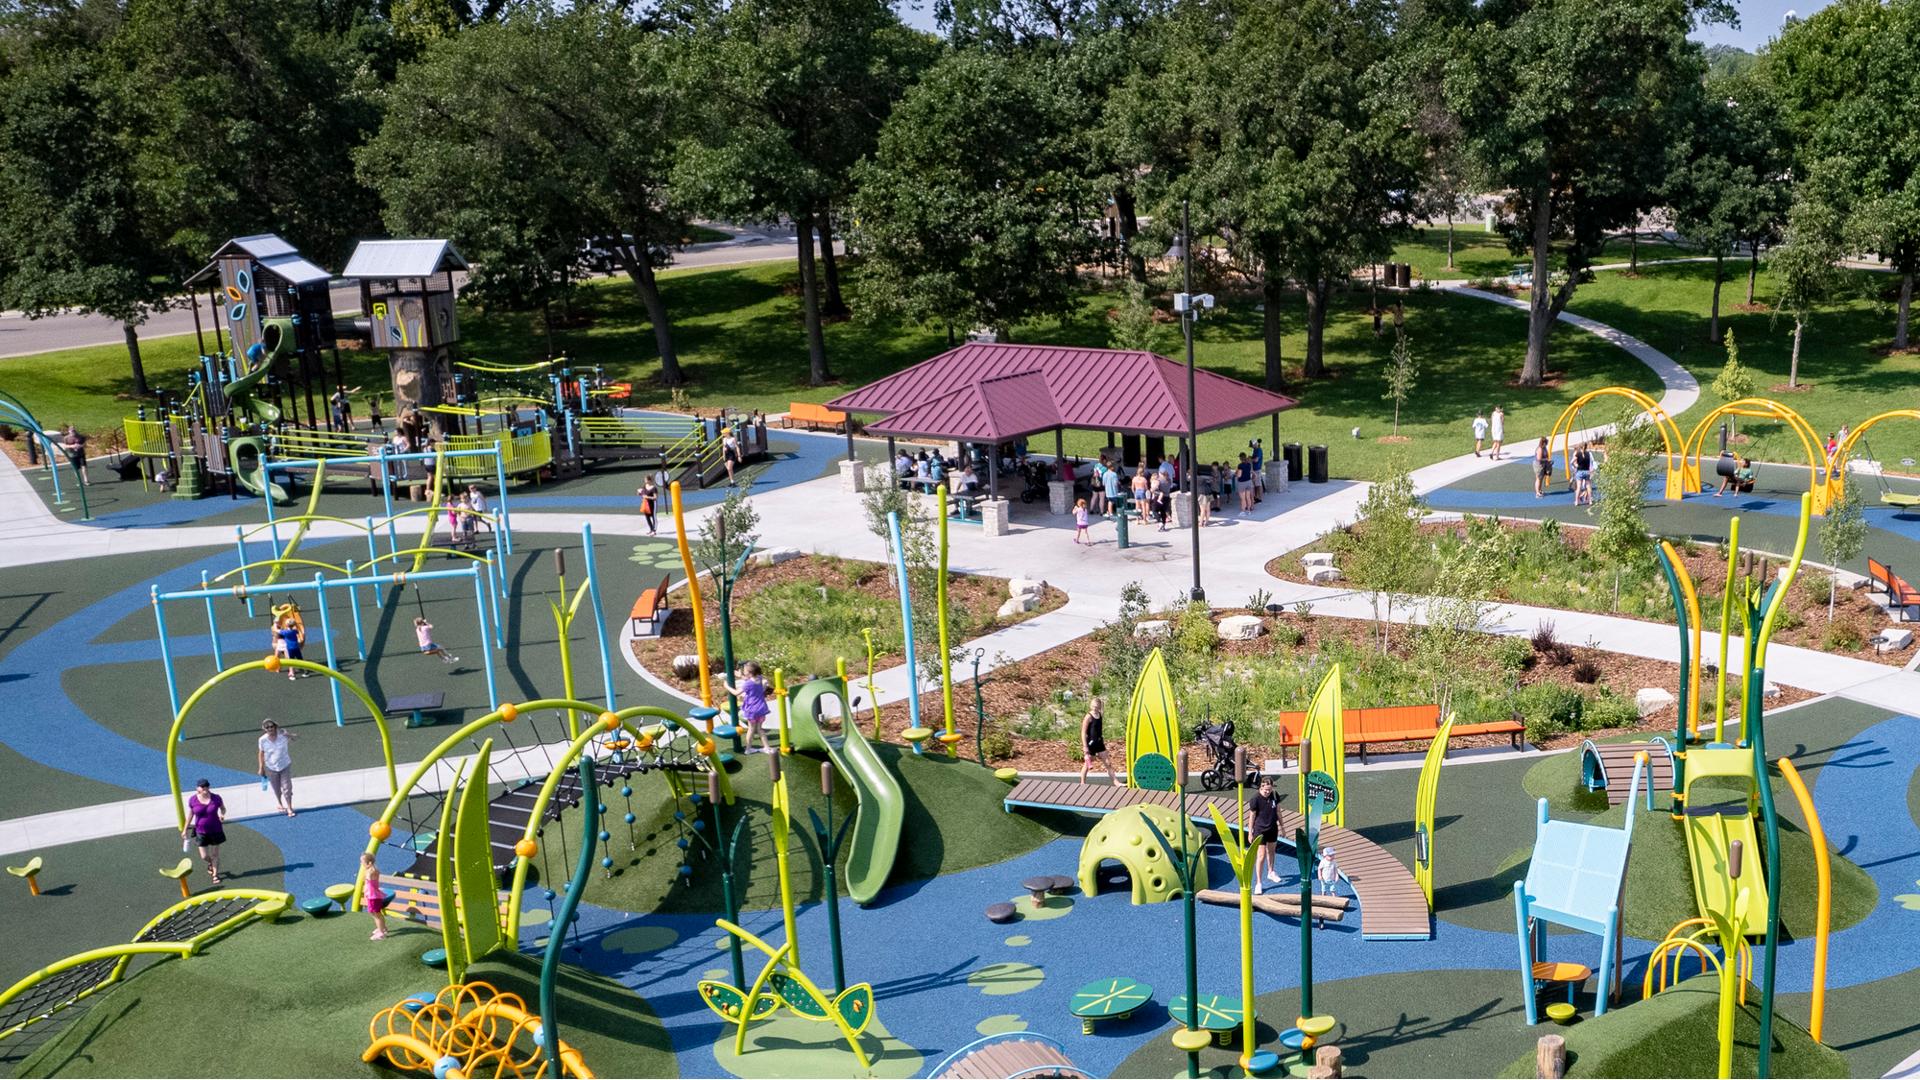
[1193,718,1239,791]
[1018,460,1052,503]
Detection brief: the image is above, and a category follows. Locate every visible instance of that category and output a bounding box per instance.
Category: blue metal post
[474,565,498,709]
[484,556,504,649]
[364,518,383,605]
[379,445,398,559]
[233,526,256,617]
[200,571,224,670]
[312,573,344,726]
[265,472,280,560]
[153,586,183,733]
[886,511,923,730]
[581,523,616,710]
[494,450,514,555]
[346,560,366,661]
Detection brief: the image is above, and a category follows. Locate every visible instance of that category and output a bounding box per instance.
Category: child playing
[360,852,391,940]
[723,662,772,753]
[414,617,458,664]
[1072,497,1090,545]
[273,615,306,679]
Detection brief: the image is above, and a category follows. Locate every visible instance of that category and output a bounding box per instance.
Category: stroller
[1017,460,1052,504]
[1192,718,1239,791]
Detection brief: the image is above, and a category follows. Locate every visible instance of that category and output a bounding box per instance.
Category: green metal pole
[719,577,740,728]
[814,762,848,994]
[1179,752,1199,1080]
[539,754,598,1076]
[711,771,746,990]
[971,649,988,766]
[1297,823,1314,1021]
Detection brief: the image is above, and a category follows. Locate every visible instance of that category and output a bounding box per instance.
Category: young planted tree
[1107,279,1167,353]
[1820,463,1868,620]
[693,486,761,723]
[1383,328,1418,436]
[1711,329,1756,438]
[1588,404,1663,570]
[861,483,949,685]
[1770,188,1848,389]
[1415,547,1496,714]
[1341,456,1425,651]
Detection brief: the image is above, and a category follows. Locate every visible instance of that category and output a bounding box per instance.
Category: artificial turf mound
[554,741,1065,914]
[1496,975,1846,1078]
[13,910,675,1078]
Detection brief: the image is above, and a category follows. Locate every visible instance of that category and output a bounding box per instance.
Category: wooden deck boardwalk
[1004,779,1432,940]
[1580,740,1675,806]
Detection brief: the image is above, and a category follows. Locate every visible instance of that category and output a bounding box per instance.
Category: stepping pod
[6,856,42,896]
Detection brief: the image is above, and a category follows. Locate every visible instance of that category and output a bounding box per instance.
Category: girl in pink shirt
[361,852,391,939]
[1072,498,1090,545]
[413,617,457,664]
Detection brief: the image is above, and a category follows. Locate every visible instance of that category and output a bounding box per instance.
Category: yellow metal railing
[123,416,186,457]
[270,429,384,460]
[578,416,701,449]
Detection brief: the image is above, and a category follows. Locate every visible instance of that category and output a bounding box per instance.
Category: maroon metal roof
[828,342,1295,440]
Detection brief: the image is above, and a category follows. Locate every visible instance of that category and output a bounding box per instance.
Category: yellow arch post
[1830,409,1920,511]
[1776,757,1830,1041]
[353,701,732,930]
[262,461,329,586]
[1681,398,1828,513]
[1547,387,1688,499]
[166,658,395,831]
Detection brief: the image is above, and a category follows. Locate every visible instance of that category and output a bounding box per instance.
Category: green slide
[223,356,290,503]
[786,678,905,907]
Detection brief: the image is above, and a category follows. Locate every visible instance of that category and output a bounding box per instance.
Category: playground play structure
[111,232,763,507]
[1547,386,1920,514]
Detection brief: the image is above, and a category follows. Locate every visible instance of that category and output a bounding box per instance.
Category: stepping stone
[1022,877,1053,906]
[1546,1002,1578,1024]
[421,947,448,968]
[994,767,1020,783]
[1046,875,1075,896]
[299,897,334,917]
[985,902,1018,924]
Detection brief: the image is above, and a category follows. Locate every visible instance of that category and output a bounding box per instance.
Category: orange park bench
[1276,703,1524,765]
[784,402,850,431]
[630,573,671,637]
[1867,557,1920,622]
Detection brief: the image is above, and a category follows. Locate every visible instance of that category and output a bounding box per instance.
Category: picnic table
[1069,977,1152,1035]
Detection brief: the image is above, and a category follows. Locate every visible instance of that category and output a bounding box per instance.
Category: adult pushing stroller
[1193,718,1240,791]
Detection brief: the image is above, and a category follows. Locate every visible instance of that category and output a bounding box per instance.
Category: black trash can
[1308,444,1329,484]
[1283,442,1304,482]
[1399,262,1414,288]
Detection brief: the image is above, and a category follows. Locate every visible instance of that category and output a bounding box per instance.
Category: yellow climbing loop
[363,980,593,1078]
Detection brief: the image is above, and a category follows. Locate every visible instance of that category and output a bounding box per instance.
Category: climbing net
[366,980,592,1079]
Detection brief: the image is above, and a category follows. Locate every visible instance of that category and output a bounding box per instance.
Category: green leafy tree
[360,6,695,384]
[1770,186,1849,388]
[1765,0,1920,349]
[1711,328,1756,437]
[848,50,1093,341]
[1415,547,1495,714]
[0,30,172,397]
[1663,72,1793,342]
[1441,0,1727,384]
[1140,0,1423,383]
[1588,404,1662,568]
[671,0,930,384]
[1107,280,1166,353]
[1820,463,1867,620]
[1383,327,1418,436]
[1342,455,1424,650]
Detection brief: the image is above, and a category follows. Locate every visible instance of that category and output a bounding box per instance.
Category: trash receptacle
[1308,445,1329,484]
[1284,443,1303,483]
[1115,509,1130,550]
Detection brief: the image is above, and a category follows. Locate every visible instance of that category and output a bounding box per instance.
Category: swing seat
[1883,492,1920,508]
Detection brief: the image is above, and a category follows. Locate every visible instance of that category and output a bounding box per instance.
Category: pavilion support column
[844,417,855,462]
[1265,412,1290,494]
[1054,427,1065,462]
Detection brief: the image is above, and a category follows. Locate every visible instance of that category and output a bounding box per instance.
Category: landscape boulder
[1217,614,1266,641]
[1635,687,1675,717]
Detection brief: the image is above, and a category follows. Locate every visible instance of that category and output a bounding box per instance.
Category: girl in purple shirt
[724,662,773,754]
[182,779,227,884]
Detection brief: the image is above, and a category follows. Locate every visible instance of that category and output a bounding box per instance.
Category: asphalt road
[0,228,820,361]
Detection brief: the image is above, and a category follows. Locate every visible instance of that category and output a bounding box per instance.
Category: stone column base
[1172,491,1195,528]
[981,498,1011,536]
[838,459,867,493]
[1264,461,1289,494]
[1048,479,1073,516]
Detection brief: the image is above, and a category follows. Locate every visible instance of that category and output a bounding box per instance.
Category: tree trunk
[123,321,150,397]
[1746,245,1760,304]
[1261,237,1286,391]
[1302,279,1330,379]
[795,209,833,386]
[1790,315,1804,387]
[620,253,685,386]
[1115,185,1145,284]
[817,205,849,319]
[1629,230,1639,272]
[1521,189,1553,387]
[1897,271,1913,351]
[1446,213,1455,269]
[1829,574,1837,621]
[1708,256,1724,343]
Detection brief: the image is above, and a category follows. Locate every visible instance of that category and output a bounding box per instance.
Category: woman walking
[1572,443,1595,506]
[1236,454,1256,512]
[183,779,228,885]
[1079,697,1117,785]
[637,478,660,536]
[1533,437,1553,498]
[257,719,298,817]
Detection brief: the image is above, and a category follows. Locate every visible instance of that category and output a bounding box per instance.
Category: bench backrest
[790,402,847,424]
[1277,703,1442,741]
[1869,557,1892,586]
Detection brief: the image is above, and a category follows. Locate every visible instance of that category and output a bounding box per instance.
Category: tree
[1588,404,1662,568]
[360,6,695,385]
[0,31,173,397]
[1383,327,1417,436]
[1141,0,1423,383]
[671,0,930,385]
[1442,0,1728,384]
[848,51,1093,340]
[1415,547,1496,714]
[1711,328,1755,438]
[1664,72,1793,342]
[1771,187,1848,388]
[1341,456,1424,650]
[1820,464,1867,620]
[1107,279,1166,353]
[1765,0,1920,349]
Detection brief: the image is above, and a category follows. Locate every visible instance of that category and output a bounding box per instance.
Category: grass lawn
[552,741,1066,916]
[11,911,676,1078]
[1567,261,1920,467]
[1390,228,1690,283]
[6,259,1663,483]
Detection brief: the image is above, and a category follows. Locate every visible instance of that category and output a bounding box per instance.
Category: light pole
[1167,201,1212,603]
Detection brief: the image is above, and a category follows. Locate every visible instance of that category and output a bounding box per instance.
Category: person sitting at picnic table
[952,464,980,495]
[894,449,914,481]
[927,454,946,483]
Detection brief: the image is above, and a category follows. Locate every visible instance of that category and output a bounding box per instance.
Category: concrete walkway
[0,287,1900,852]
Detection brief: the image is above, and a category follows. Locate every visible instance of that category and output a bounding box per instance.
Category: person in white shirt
[1471,412,1489,457]
[257,719,299,817]
[1489,406,1506,460]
